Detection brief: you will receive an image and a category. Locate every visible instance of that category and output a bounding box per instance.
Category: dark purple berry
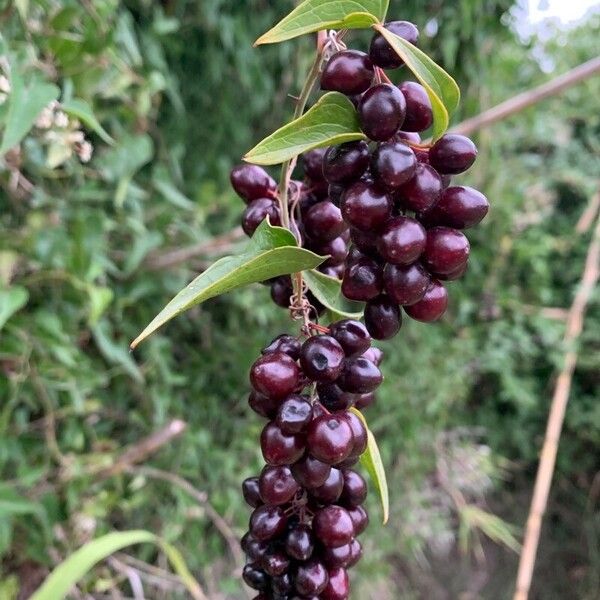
[429,134,477,174]
[262,334,301,360]
[310,467,344,503]
[260,422,305,466]
[339,470,367,507]
[242,198,281,236]
[248,390,281,419]
[354,392,376,410]
[432,261,468,281]
[341,181,393,231]
[383,262,431,305]
[292,454,332,489]
[323,141,370,184]
[343,411,368,457]
[242,477,262,508]
[317,383,356,412]
[429,185,489,229]
[358,84,406,141]
[341,256,383,301]
[321,566,350,600]
[303,148,327,181]
[404,279,448,322]
[348,538,363,566]
[259,465,300,505]
[399,81,433,132]
[307,415,354,465]
[314,506,355,548]
[312,236,349,266]
[231,164,277,203]
[364,295,402,340]
[250,352,300,399]
[321,50,374,96]
[369,21,419,69]
[329,319,372,357]
[242,564,269,591]
[286,524,314,561]
[270,276,293,308]
[262,550,290,577]
[250,505,288,541]
[337,357,383,394]
[300,335,345,383]
[295,560,329,596]
[422,226,470,275]
[371,141,417,188]
[376,216,426,265]
[361,346,384,366]
[276,395,313,434]
[347,505,369,536]
[321,543,353,568]
[304,201,346,242]
[396,163,442,212]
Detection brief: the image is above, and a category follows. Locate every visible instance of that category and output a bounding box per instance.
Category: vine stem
[277,34,327,325]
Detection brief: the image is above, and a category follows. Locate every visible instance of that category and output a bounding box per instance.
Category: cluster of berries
[241,321,382,599]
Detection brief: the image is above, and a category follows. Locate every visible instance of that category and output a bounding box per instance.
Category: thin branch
[576,189,600,234]
[513,205,600,600]
[452,56,600,136]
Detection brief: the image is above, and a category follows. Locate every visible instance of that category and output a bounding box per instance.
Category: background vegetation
[0,1,598,598]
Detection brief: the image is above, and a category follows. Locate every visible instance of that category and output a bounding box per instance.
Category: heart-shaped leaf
[303,269,364,320]
[350,407,389,524]
[131,220,326,349]
[30,530,206,600]
[256,0,389,45]
[0,72,59,156]
[373,24,460,141]
[245,92,365,166]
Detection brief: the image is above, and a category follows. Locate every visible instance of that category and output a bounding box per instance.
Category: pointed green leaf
[350,408,389,524]
[256,0,389,45]
[131,221,326,348]
[0,73,59,156]
[374,25,460,140]
[0,286,29,330]
[245,93,364,166]
[303,269,364,319]
[61,98,115,145]
[30,530,205,600]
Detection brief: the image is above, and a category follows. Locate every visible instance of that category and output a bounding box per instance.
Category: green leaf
[131,220,326,349]
[303,269,364,319]
[0,485,43,519]
[61,98,115,145]
[350,408,389,524]
[29,530,206,600]
[0,73,59,156]
[0,286,29,330]
[373,25,460,140]
[256,0,389,45]
[245,92,364,166]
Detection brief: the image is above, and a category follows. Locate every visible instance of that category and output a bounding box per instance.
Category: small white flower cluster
[35,100,94,165]
[0,74,10,105]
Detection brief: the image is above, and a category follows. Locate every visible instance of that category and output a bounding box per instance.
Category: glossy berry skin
[263,550,291,577]
[250,352,300,400]
[295,560,329,596]
[242,564,269,591]
[242,477,262,508]
[259,465,299,505]
[242,534,269,562]
[404,279,448,322]
[314,506,355,548]
[321,543,353,568]
[349,228,379,255]
[321,50,374,96]
[397,163,443,212]
[276,395,313,434]
[260,422,305,466]
[358,84,406,141]
[242,198,281,236]
[347,505,369,536]
[383,262,431,305]
[341,181,392,231]
[377,216,426,265]
[272,573,293,596]
[371,141,417,189]
[341,256,383,301]
[340,470,367,507]
[321,566,350,600]
[291,455,332,489]
[262,334,301,360]
[343,411,368,457]
[323,141,370,184]
[433,261,468,281]
[329,319,372,357]
[317,383,356,412]
[313,236,349,266]
[303,148,327,181]
[399,81,434,131]
[286,524,314,561]
[250,505,288,541]
[310,468,344,503]
[270,276,293,308]
[423,227,470,275]
[364,295,402,340]
[337,357,383,394]
[300,335,345,383]
[248,390,281,419]
[429,185,489,229]
[429,134,478,174]
[395,130,421,144]
[362,346,384,366]
[304,201,346,242]
[307,415,354,465]
[231,164,277,203]
[348,539,363,566]
[369,20,419,69]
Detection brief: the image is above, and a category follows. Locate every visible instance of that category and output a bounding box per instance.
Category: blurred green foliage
[0,1,598,598]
